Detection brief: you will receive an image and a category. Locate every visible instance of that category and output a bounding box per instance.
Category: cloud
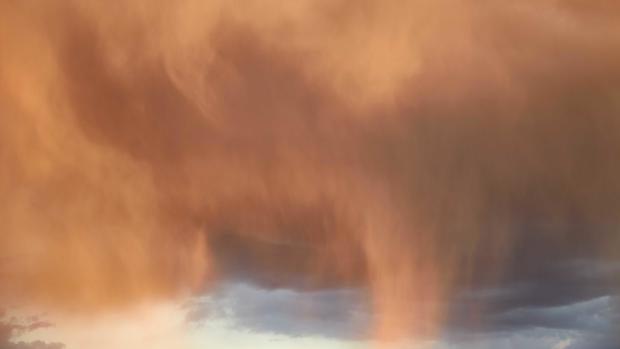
[445,260,619,345]
[184,282,369,339]
[0,317,64,349]
[552,338,573,349]
[494,296,614,333]
[1,0,620,343]
[0,341,64,349]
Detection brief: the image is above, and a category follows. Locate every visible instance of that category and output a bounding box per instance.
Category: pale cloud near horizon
[552,338,573,349]
[9,282,613,349]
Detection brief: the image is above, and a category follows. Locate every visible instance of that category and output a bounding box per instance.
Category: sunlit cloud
[1,0,619,348]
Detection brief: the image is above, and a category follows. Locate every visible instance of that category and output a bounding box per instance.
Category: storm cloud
[1,0,619,346]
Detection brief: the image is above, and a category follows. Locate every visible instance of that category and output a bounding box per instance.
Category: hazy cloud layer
[1,0,619,344]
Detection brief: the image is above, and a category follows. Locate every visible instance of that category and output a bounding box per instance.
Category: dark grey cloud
[494,296,613,332]
[455,259,620,317]
[445,259,620,346]
[181,257,620,346]
[182,279,618,348]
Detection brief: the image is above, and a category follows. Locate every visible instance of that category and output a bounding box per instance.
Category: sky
[1,0,620,348]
